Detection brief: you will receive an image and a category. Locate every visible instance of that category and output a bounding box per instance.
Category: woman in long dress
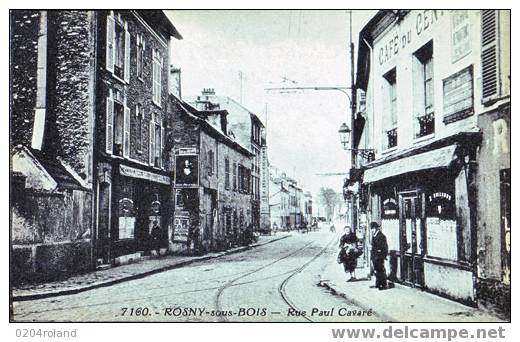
[338,226,362,281]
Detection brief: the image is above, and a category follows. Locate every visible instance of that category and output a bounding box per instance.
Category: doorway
[399,190,425,288]
[97,182,111,264]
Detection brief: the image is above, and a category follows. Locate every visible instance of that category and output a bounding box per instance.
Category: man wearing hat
[370,221,388,290]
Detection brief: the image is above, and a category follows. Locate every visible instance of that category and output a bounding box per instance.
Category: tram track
[215,235,337,322]
[278,236,336,322]
[214,240,315,322]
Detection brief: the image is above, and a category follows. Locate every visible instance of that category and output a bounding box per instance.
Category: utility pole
[348,10,358,235]
[349,10,357,169]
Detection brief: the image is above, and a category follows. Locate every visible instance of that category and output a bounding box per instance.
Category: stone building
[269,175,290,231]
[168,95,254,253]
[269,168,307,230]
[354,10,510,316]
[10,10,182,280]
[11,10,97,283]
[93,10,181,265]
[186,90,269,234]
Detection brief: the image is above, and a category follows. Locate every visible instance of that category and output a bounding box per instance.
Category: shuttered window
[149,113,163,168]
[106,90,114,154]
[106,12,130,83]
[481,10,499,102]
[225,158,230,189]
[152,49,163,106]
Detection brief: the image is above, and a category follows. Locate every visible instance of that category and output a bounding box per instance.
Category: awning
[363,144,458,183]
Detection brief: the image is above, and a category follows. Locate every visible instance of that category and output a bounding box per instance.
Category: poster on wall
[451,10,471,63]
[173,213,190,242]
[175,154,199,187]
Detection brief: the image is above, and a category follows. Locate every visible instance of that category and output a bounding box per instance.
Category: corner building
[355,10,510,315]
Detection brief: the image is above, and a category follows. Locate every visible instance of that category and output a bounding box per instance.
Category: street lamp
[338,122,351,149]
[338,122,375,161]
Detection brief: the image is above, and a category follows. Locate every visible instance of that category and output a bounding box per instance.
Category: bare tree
[317,187,340,221]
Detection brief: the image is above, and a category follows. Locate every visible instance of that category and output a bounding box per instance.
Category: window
[106,89,129,157]
[106,12,130,82]
[207,150,214,175]
[152,49,163,106]
[414,41,435,138]
[136,103,144,153]
[149,113,163,167]
[136,34,145,80]
[225,158,230,189]
[383,68,397,149]
[443,65,474,124]
[233,162,238,191]
[481,10,499,103]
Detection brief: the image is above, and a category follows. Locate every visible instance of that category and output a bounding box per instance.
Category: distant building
[355,10,510,316]
[269,168,308,230]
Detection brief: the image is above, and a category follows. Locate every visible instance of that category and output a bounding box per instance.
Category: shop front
[363,134,480,304]
[96,162,171,263]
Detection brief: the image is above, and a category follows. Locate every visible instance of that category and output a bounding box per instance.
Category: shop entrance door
[97,182,111,264]
[399,190,425,288]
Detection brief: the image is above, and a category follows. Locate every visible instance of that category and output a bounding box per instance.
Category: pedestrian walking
[370,221,388,290]
[338,226,362,281]
[329,220,336,233]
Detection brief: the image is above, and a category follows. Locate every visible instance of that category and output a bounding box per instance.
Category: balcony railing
[416,112,435,138]
[386,128,397,149]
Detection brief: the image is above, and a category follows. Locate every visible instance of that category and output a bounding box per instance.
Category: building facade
[355,10,510,315]
[269,172,290,231]
[168,96,254,253]
[187,90,269,233]
[10,10,183,281]
[94,10,181,265]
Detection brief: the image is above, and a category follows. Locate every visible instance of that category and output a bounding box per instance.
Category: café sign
[378,10,445,66]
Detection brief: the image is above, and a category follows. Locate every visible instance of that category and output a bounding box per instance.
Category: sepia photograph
[9,8,510,325]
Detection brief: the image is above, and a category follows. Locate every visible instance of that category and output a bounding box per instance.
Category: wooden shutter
[124,21,130,83]
[123,98,130,158]
[149,117,155,165]
[160,125,164,168]
[481,10,499,102]
[152,49,157,103]
[106,13,115,73]
[106,92,114,154]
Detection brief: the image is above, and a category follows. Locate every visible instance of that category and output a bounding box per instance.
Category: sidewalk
[12,233,291,302]
[319,254,504,322]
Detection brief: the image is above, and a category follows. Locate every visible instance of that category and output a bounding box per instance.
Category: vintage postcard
[9,9,510,326]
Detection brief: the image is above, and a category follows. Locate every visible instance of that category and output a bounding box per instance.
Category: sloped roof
[13,146,86,190]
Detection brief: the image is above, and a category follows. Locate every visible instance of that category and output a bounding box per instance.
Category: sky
[166,10,376,200]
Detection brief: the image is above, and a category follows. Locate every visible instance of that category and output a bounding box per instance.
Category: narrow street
[12,232,381,322]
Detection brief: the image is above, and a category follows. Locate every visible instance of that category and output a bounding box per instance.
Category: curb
[317,279,396,322]
[12,235,291,302]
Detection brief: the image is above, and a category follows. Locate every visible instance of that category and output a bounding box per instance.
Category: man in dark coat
[370,221,388,290]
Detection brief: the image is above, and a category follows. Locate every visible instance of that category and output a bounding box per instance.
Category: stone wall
[10,10,41,147]
[48,11,95,182]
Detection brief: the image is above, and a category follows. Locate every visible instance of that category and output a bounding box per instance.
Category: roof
[186,94,265,127]
[171,95,254,157]
[137,10,183,40]
[12,146,87,191]
[356,10,410,90]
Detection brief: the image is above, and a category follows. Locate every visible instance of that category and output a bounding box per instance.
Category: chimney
[169,65,182,99]
[201,88,216,96]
